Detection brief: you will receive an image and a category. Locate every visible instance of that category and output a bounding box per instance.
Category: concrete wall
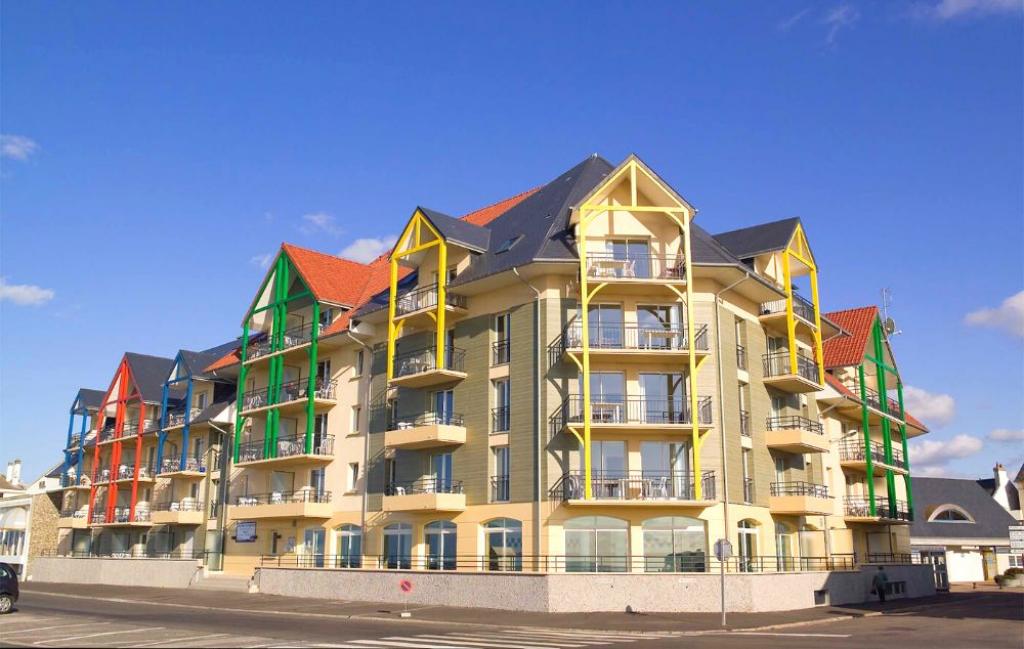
[28,557,203,589]
[256,563,935,613]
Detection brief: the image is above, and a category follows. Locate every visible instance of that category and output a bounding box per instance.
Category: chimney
[4,461,11,483]
[992,463,1012,512]
[995,463,1009,487]
[10,459,21,486]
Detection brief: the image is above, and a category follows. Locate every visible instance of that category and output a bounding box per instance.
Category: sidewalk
[20,581,957,633]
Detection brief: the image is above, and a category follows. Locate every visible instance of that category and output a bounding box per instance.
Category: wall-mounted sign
[235,521,257,543]
[1010,525,1024,552]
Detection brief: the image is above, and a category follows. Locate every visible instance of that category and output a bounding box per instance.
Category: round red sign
[399,579,413,593]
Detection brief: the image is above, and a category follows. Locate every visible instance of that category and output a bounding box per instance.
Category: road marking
[2,622,107,635]
[131,633,231,647]
[497,635,616,646]
[411,634,579,648]
[501,629,638,641]
[35,626,165,645]
[347,640,476,648]
[728,631,852,638]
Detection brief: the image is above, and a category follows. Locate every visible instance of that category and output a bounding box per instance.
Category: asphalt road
[1,586,1021,648]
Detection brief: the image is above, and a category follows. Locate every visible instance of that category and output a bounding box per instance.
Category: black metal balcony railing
[165,408,202,428]
[392,346,466,378]
[60,474,89,488]
[94,507,151,524]
[388,411,465,430]
[234,489,332,507]
[60,508,88,518]
[152,500,203,512]
[559,395,713,427]
[241,378,338,411]
[743,477,755,503]
[91,512,107,524]
[94,466,112,483]
[762,351,820,383]
[490,475,510,502]
[559,323,710,354]
[121,420,160,437]
[236,434,334,463]
[159,457,205,474]
[492,339,511,365]
[492,406,510,433]
[114,464,156,480]
[550,471,716,502]
[67,433,82,449]
[739,410,751,437]
[385,477,464,496]
[843,496,912,521]
[736,344,747,370]
[760,295,816,323]
[97,428,115,444]
[246,322,315,361]
[584,253,685,281]
[838,439,906,469]
[770,481,830,498]
[765,415,824,435]
[394,283,467,317]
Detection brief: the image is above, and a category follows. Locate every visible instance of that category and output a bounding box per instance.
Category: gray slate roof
[75,388,106,412]
[124,353,176,403]
[712,217,802,260]
[190,400,233,426]
[977,477,1022,513]
[418,208,491,253]
[177,339,240,381]
[910,477,1019,541]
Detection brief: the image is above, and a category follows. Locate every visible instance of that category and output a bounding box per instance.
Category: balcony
[94,466,112,484]
[584,253,686,288]
[66,433,82,450]
[390,346,467,389]
[492,339,511,366]
[245,322,315,363]
[240,378,338,415]
[492,406,510,433]
[164,408,202,430]
[759,296,817,332]
[843,379,904,421]
[151,500,205,525]
[236,434,334,468]
[558,395,713,433]
[764,415,829,453]
[768,481,833,515]
[60,474,91,490]
[94,507,153,527]
[761,351,822,393]
[113,464,157,483]
[393,283,468,328]
[843,496,912,524]
[736,344,747,371]
[550,471,717,506]
[556,323,710,363]
[384,413,466,450]
[739,410,751,438]
[383,478,466,512]
[57,509,89,529]
[230,489,332,520]
[96,428,115,445]
[839,439,907,475]
[491,475,510,503]
[157,457,207,478]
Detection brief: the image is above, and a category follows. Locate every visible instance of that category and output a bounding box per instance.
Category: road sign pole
[714,538,732,627]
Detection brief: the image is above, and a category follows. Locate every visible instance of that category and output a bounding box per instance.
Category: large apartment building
[53,153,929,578]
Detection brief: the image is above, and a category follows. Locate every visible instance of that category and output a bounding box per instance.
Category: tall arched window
[485,518,522,572]
[425,520,457,570]
[642,516,707,572]
[564,516,628,572]
[737,519,759,573]
[383,523,412,569]
[335,524,362,568]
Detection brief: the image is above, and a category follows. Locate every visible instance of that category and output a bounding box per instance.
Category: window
[928,505,974,523]
[354,350,365,377]
[589,441,626,478]
[431,452,453,492]
[317,360,332,386]
[350,406,361,433]
[564,516,629,572]
[639,373,686,424]
[319,308,333,328]
[742,449,753,503]
[642,516,707,572]
[737,520,759,572]
[493,313,511,365]
[492,446,510,502]
[347,463,359,492]
[605,239,651,278]
[311,468,326,496]
[425,520,457,570]
[492,379,510,432]
[738,384,750,437]
[313,414,329,451]
[335,524,362,568]
[587,304,624,348]
[485,518,522,571]
[433,389,455,425]
[639,441,691,498]
[195,392,208,410]
[637,305,680,349]
[383,523,412,569]
[495,235,523,254]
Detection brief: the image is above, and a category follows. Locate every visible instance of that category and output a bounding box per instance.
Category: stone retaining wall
[28,557,203,589]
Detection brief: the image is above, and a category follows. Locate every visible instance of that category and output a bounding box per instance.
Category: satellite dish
[884,317,897,335]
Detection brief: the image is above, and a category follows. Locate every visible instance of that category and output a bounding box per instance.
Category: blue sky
[1,1,1021,483]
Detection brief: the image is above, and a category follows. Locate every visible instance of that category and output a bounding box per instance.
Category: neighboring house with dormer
[977,463,1023,523]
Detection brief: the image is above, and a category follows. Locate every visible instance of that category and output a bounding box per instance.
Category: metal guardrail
[743,477,754,503]
[843,496,912,521]
[152,500,204,512]
[385,477,463,496]
[838,439,905,469]
[760,295,816,322]
[558,395,713,427]
[241,378,338,411]
[392,346,466,378]
[246,322,315,361]
[42,549,215,560]
[736,344,747,370]
[492,339,510,365]
[762,351,820,382]
[234,490,332,506]
[236,434,334,463]
[165,408,202,428]
[388,412,465,430]
[765,415,824,434]
[490,475,510,502]
[739,410,751,437]
[770,481,830,498]
[159,457,206,474]
[394,283,468,317]
[550,470,716,502]
[557,322,710,354]
[492,406,510,433]
[584,253,686,281]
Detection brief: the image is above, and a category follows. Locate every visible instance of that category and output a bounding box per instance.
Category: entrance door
[919,550,949,591]
[303,528,326,568]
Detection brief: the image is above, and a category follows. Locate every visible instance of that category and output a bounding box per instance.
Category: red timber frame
[87,357,149,524]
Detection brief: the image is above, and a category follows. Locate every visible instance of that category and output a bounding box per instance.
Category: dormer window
[319,308,334,328]
[496,235,523,254]
[928,505,974,523]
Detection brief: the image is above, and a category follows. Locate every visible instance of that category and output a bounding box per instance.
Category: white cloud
[823,3,859,44]
[249,252,275,269]
[778,7,812,30]
[0,277,55,306]
[339,236,397,264]
[965,290,1024,338]
[903,385,956,426]
[910,433,984,475]
[989,428,1024,442]
[300,212,343,236]
[924,0,1022,20]
[1,134,39,160]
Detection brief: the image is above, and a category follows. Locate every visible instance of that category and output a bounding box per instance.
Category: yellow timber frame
[780,223,825,385]
[568,159,709,500]
[386,208,449,382]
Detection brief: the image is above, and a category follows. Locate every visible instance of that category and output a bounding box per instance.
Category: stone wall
[256,563,935,613]
[28,557,203,589]
[27,493,61,566]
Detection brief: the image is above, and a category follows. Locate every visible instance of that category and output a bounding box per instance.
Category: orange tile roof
[460,187,539,226]
[281,243,371,307]
[822,306,877,369]
[203,347,240,373]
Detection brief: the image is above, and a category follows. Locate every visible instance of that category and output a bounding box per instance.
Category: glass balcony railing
[584,253,685,281]
[762,351,820,383]
[394,283,467,317]
[551,471,716,502]
[392,347,466,378]
[559,395,713,427]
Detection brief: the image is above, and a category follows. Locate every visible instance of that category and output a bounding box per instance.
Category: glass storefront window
[564,516,628,572]
[642,516,707,572]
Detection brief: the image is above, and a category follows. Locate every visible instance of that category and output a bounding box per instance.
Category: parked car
[0,562,19,614]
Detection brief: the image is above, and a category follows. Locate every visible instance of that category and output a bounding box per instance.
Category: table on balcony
[592,402,622,423]
[588,258,633,278]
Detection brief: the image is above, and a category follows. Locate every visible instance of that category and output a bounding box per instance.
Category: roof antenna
[880,288,902,338]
